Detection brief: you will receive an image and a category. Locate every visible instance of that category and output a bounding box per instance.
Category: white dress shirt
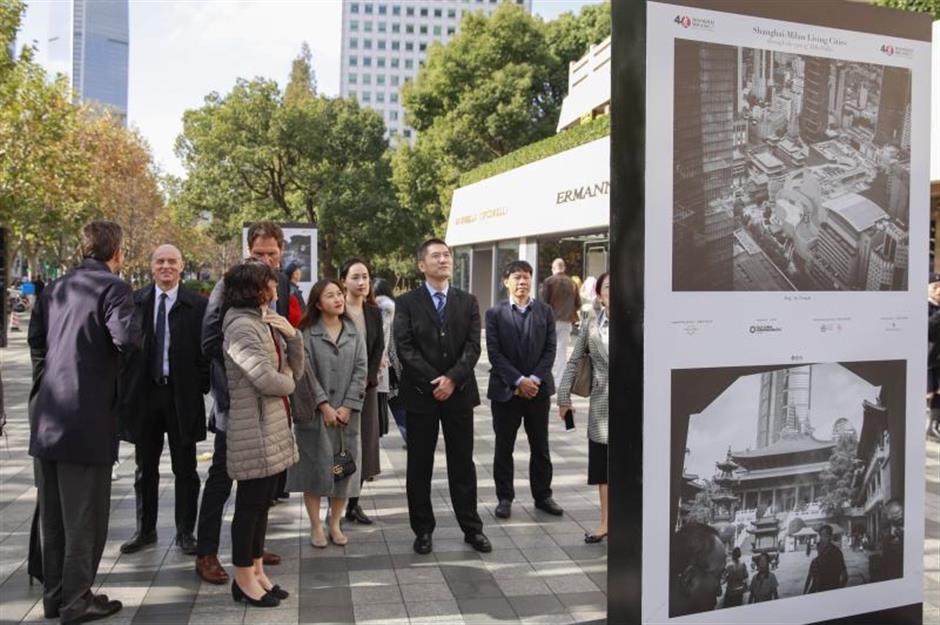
[154,283,179,377]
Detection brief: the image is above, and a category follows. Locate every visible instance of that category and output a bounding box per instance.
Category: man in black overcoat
[393,238,491,555]
[118,244,209,555]
[28,220,140,623]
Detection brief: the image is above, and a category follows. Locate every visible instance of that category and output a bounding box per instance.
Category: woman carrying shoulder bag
[223,262,303,608]
[556,272,609,544]
[287,278,368,548]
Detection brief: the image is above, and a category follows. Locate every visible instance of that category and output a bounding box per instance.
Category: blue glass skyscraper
[48,0,128,124]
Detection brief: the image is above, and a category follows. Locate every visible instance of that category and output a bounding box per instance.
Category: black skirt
[587,440,608,485]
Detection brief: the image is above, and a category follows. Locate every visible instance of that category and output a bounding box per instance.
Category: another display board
[610,2,931,624]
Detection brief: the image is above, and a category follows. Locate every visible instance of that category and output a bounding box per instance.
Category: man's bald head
[552,258,565,275]
[152,244,184,291]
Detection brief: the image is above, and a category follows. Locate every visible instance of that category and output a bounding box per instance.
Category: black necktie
[153,293,168,381]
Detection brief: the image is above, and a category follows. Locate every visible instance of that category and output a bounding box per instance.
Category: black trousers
[491,395,553,503]
[133,383,199,535]
[35,459,111,622]
[231,475,277,567]
[196,428,232,557]
[406,406,483,536]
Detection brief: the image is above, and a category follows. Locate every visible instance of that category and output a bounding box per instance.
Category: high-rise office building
[339,0,532,141]
[47,0,129,124]
[874,66,911,147]
[673,40,736,290]
[756,366,812,448]
[799,55,830,144]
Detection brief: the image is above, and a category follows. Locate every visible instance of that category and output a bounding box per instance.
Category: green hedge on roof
[458,114,610,188]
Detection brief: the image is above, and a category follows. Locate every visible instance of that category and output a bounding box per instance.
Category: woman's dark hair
[222,261,279,310]
[373,277,394,300]
[595,272,609,298]
[339,257,376,305]
[299,278,346,330]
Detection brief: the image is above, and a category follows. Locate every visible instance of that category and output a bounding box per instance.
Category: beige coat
[223,307,303,481]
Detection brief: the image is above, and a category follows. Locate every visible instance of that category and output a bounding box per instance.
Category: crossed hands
[431,375,456,401]
[320,402,351,427]
[515,377,540,400]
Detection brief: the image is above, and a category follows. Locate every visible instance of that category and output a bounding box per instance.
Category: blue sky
[16,1,600,178]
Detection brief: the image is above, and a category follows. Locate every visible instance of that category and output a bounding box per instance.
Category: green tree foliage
[175,45,399,277]
[393,2,611,253]
[284,41,317,106]
[820,432,861,519]
[872,0,940,19]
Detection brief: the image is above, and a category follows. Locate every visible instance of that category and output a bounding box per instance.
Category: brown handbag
[570,316,593,398]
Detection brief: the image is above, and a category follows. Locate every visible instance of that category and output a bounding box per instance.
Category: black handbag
[332,428,356,481]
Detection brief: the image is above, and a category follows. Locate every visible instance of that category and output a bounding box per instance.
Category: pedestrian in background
[375,278,407,445]
[722,546,749,607]
[28,220,140,623]
[928,273,940,440]
[540,258,580,387]
[340,258,384,525]
[195,221,291,585]
[373,277,396,438]
[486,260,562,520]
[222,261,302,608]
[284,260,306,327]
[557,272,609,543]
[748,553,779,603]
[119,244,208,557]
[288,278,367,547]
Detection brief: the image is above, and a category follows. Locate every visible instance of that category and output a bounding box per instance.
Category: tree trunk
[320,236,335,278]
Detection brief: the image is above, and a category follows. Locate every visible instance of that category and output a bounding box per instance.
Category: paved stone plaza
[1,320,938,624]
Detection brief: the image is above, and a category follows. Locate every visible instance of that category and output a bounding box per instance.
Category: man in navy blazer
[485,260,563,520]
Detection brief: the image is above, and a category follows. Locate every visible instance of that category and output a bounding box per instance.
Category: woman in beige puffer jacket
[221,262,303,608]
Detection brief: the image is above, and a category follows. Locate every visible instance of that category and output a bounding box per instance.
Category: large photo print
[672,41,911,292]
[668,360,906,617]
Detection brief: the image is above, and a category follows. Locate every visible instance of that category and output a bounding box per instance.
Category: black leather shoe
[62,595,123,624]
[534,497,564,516]
[413,533,433,555]
[345,504,374,525]
[175,532,197,555]
[265,584,289,600]
[120,530,157,554]
[43,605,59,619]
[231,580,279,607]
[494,500,512,519]
[464,533,493,553]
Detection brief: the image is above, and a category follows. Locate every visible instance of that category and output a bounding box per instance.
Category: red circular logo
[680,15,692,28]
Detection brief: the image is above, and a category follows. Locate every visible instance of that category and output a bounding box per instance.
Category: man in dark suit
[28,220,140,623]
[393,238,490,555]
[194,221,290,584]
[486,260,563,520]
[119,244,209,555]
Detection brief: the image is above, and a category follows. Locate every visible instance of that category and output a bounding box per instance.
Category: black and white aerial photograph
[672,41,911,292]
[668,361,906,617]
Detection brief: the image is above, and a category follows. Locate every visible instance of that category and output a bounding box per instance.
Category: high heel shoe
[231,580,280,607]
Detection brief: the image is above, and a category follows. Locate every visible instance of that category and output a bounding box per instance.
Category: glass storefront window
[453,246,471,292]
[494,239,519,303]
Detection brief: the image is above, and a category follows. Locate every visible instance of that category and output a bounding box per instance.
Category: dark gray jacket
[28,259,141,465]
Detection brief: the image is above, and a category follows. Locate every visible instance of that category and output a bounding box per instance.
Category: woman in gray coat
[557,272,609,544]
[287,278,367,548]
[222,262,302,608]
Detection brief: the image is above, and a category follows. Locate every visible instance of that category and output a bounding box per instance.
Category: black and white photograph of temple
[672,41,911,291]
[669,361,907,616]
